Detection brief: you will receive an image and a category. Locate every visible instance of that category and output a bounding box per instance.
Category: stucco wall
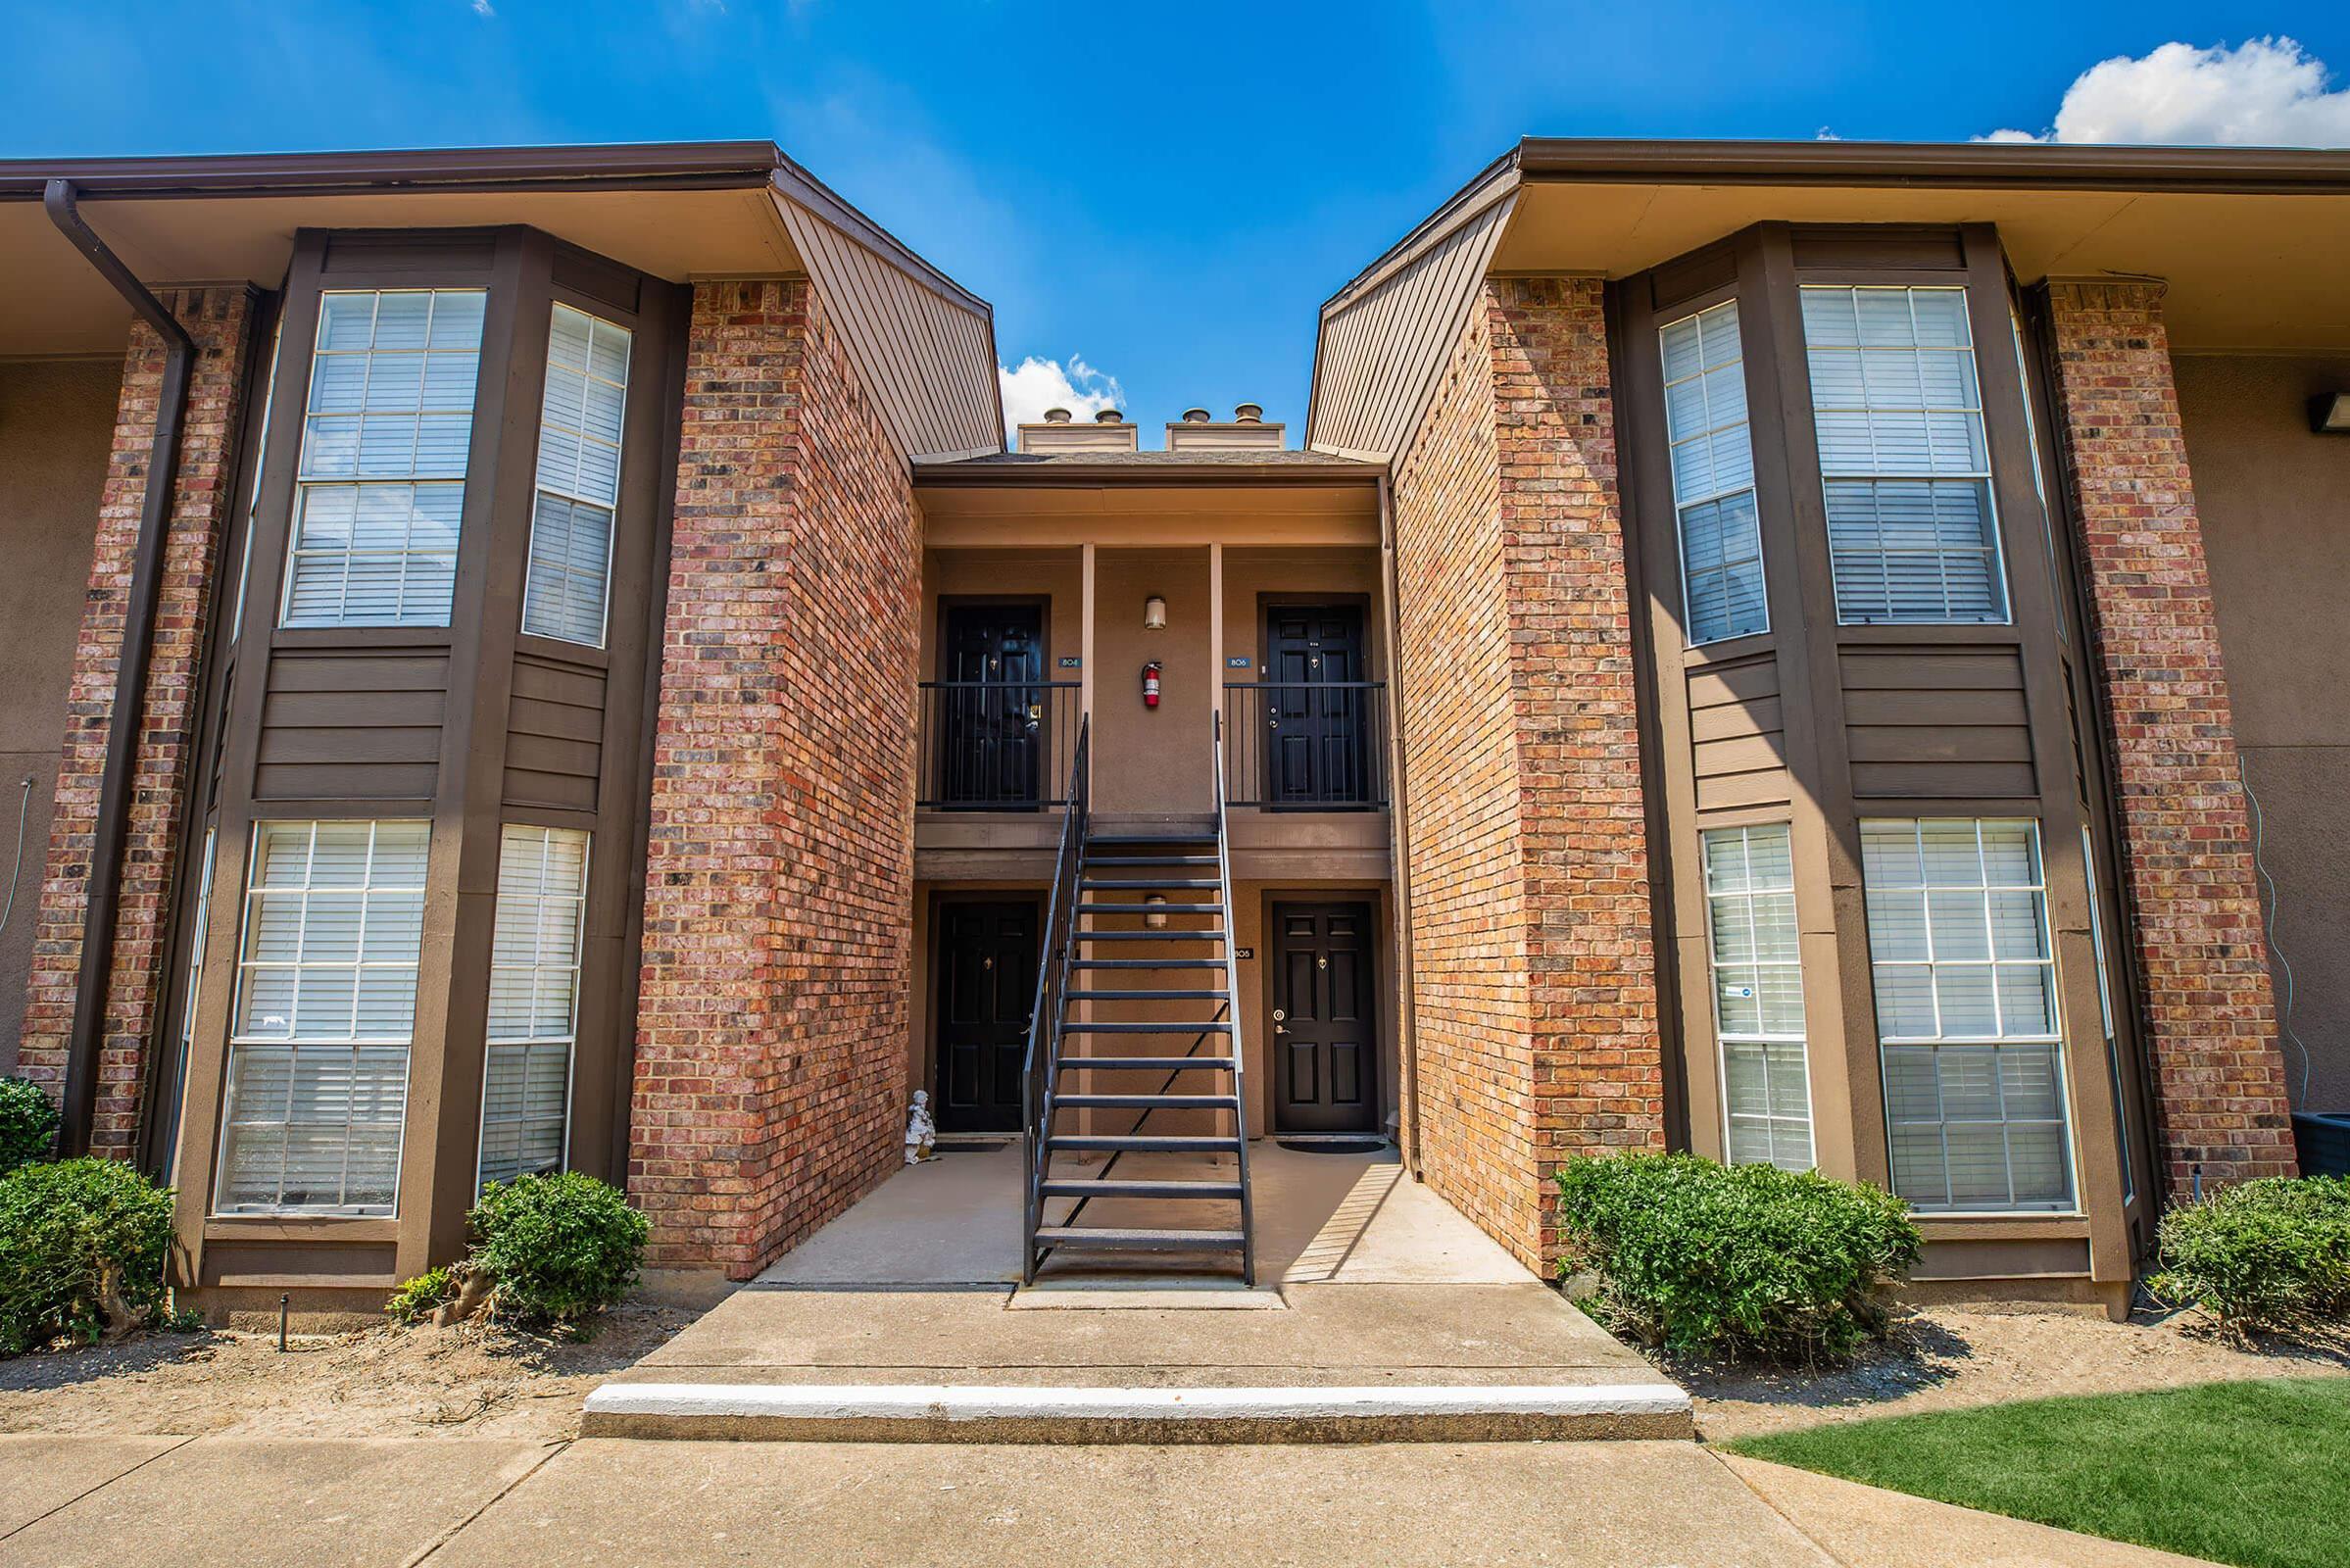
[2177,352,2350,1114]
[0,358,121,1073]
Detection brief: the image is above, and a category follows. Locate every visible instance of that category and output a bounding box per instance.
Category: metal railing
[1220,681,1389,808]
[1020,715,1088,1284]
[1211,710,1258,1287]
[917,680,1081,809]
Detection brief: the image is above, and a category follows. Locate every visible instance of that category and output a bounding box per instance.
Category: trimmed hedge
[0,1157,175,1354]
[467,1171,646,1332]
[2148,1175,2350,1334]
[0,1077,59,1178]
[1556,1151,1921,1365]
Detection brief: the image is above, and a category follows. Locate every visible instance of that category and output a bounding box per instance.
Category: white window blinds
[1802,286,2009,625]
[1703,823,1813,1170]
[1862,818,2074,1211]
[281,290,484,628]
[1659,302,1767,643]
[216,820,427,1214]
[522,305,631,647]
[477,825,589,1191]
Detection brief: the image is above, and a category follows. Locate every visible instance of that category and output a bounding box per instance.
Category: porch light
[1145,894,1169,930]
[1143,595,1168,631]
[2312,393,2350,434]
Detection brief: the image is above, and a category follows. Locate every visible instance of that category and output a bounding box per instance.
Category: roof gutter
[1513,135,2350,194]
[43,177,194,1157]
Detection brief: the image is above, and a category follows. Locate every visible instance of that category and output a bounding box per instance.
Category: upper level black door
[1263,605,1368,808]
[934,900,1038,1133]
[1271,902,1378,1133]
[939,604,1044,808]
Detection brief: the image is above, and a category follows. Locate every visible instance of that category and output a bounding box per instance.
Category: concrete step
[580,1381,1694,1444]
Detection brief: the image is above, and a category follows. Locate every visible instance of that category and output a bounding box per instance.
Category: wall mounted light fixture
[1143,595,1168,631]
[1144,894,1168,930]
[2311,392,2350,434]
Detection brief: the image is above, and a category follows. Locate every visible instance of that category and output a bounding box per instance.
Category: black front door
[935,900,1038,1133]
[1271,902,1378,1134]
[1263,606,1369,808]
[940,604,1045,808]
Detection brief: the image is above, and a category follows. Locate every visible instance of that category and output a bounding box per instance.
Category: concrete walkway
[0,1432,2224,1566]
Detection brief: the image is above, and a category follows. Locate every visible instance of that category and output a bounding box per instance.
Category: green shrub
[384,1265,460,1325]
[0,1157,175,1355]
[467,1171,646,1331]
[2148,1175,2350,1334]
[1556,1151,1922,1365]
[0,1077,60,1177]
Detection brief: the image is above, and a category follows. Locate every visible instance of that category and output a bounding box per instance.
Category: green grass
[1729,1377,2350,1568]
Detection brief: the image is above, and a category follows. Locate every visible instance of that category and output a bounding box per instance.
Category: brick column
[19,287,256,1154]
[2043,280,2296,1191]
[630,279,921,1278]
[1391,276,1663,1271]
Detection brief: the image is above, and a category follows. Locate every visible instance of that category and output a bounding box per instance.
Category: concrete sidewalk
[0,1433,2224,1567]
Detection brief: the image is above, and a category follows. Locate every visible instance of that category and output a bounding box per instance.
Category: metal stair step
[1062,989,1228,1002]
[1054,1056,1237,1072]
[1032,1225,1246,1251]
[1078,903,1223,914]
[1068,958,1227,970]
[1080,877,1222,889]
[1080,855,1218,867]
[1076,930,1229,942]
[1051,1093,1240,1110]
[1039,1178,1243,1200]
[1046,1134,1242,1153]
[1085,834,1217,847]
[1059,1021,1234,1034]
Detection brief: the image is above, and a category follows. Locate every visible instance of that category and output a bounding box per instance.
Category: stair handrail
[1021,713,1089,1283]
[1210,710,1258,1287]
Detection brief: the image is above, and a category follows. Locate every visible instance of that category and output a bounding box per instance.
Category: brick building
[0,137,2337,1320]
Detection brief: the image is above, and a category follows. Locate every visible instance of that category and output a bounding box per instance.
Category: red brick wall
[2043,281,2296,1190]
[1392,276,1664,1270]
[630,278,921,1277]
[18,287,255,1154]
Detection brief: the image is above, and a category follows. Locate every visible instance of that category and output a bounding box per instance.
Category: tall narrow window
[1862,818,2074,1211]
[230,318,284,643]
[522,305,631,646]
[216,820,428,1214]
[2009,307,2066,643]
[165,827,218,1185]
[1702,823,1813,1169]
[1802,286,2009,625]
[1659,302,1767,643]
[477,825,589,1191]
[281,289,484,628]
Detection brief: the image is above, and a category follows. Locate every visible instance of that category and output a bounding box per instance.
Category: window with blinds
[1862,818,2074,1211]
[477,825,589,1191]
[521,305,631,647]
[1703,823,1814,1169]
[281,289,484,628]
[1802,286,2010,625]
[1659,302,1767,644]
[215,820,428,1214]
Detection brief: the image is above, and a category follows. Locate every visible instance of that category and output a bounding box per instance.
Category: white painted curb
[584,1381,1691,1423]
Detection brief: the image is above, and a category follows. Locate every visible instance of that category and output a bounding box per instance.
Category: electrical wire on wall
[2242,760,2314,1108]
[0,776,32,943]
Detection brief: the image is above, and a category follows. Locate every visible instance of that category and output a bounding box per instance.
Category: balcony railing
[1221,681,1389,808]
[917,680,1082,808]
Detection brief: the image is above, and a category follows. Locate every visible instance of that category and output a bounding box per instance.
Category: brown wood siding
[1687,654,1791,809]
[1840,647,2035,798]
[503,652,606,811]
[254,648,449,801]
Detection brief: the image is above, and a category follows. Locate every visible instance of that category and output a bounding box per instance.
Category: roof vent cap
[1181,407,1212,423]
[1095,408,1124,424]
[1042,407,1072,424]
[1234,403,1263,423]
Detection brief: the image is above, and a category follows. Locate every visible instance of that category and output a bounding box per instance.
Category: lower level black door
[935,901,1038,1133]
[1271,902,1378,1134]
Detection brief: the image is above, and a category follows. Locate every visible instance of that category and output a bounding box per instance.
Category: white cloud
[469,0,493,15]
[1983,37,2350,145]
[998,354,1125,431]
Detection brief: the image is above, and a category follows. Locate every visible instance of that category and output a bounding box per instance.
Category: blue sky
[8,3,2349,439]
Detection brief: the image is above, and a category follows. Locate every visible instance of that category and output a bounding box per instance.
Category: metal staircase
[1020,714,1256,1285]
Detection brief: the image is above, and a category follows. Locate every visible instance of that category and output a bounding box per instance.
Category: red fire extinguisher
[1142,660,1162,709]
